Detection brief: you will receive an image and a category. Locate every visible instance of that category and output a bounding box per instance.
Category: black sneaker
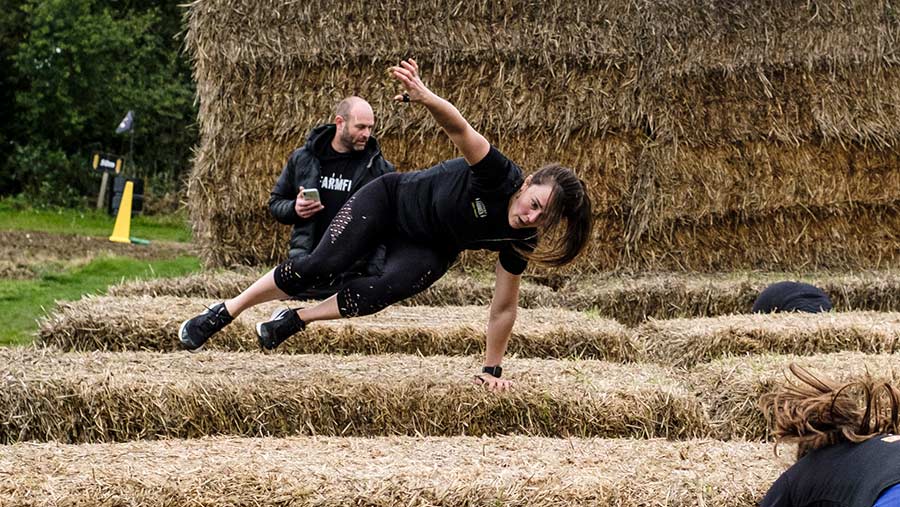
[179,303,234,351]
[256,307,305,351]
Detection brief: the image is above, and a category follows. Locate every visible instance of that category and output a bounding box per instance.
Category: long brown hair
[526,164,593,266]
[760,363,900,460]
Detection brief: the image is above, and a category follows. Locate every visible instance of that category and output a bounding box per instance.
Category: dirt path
[0,230,196,279]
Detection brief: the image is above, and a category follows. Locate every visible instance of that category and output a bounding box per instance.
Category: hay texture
[108,269,563,308]
[186,0,899,272]
[0,435,788,507]
[0,348,708,443]
[690,351,900,440]
[37,296,633,360]
[186,0,641,270]
[561,270,900,325]
[638,311,900,368]
[106,269,900,325]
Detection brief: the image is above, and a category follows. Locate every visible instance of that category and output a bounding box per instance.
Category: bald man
[269,96,395,299]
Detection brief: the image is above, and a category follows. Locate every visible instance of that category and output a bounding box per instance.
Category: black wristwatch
[482,365,502,378]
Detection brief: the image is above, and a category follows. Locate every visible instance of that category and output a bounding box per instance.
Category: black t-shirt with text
[315,143,362,234]
[760,436,900,507]
[395,146,536,275]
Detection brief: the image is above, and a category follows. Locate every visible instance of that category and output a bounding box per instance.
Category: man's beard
[339,129,363,151]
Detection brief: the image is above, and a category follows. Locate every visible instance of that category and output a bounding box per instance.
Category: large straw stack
[0,436,787,507]
[627,0,900,270]
[186,0,898,272]
[186,0,643,270]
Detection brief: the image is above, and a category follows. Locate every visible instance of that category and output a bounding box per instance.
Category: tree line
[0,0,196,207]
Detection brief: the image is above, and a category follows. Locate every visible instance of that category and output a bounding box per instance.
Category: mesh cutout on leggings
[329,196,356,244]
[338,287,361,317]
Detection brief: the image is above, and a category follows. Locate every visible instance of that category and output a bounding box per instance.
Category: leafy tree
[4,0,196,206]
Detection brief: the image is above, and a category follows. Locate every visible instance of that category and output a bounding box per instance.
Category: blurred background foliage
[0,0,196,210]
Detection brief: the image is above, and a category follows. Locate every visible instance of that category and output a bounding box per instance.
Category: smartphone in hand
[300,188,321,202]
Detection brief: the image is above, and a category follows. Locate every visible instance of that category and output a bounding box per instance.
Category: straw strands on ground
[107,269,900,325]
[0,349,708,443]
[0,435,788,506]
[690,352,900,440]
[639,311,900,369]
[37,296,634,360]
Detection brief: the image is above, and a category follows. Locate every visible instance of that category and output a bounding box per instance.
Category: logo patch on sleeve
[471,198,487,218]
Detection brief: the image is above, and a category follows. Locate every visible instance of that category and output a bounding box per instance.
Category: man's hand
[295,186,324,218]
[474,373,513,392]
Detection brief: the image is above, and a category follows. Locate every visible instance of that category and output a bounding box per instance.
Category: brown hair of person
[760,363,900,460]
[526,164,593,267]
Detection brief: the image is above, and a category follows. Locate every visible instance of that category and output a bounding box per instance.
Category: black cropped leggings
[273,173,456,317]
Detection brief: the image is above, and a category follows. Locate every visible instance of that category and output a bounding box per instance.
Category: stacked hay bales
[185,0,644,270]
[186,0,898,272]
[629,0,900,270]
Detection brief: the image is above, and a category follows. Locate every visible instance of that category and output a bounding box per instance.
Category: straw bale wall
[0,349,707,443]
[0,436,787,507]
[690,352,900,440]
[186,0,899,271]
[639,311,900,368]
[630,203,900,271]
[37,296,635,360]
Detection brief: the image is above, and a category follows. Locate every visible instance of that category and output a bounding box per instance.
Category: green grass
[0,255,201,346]
[0,198,192,242]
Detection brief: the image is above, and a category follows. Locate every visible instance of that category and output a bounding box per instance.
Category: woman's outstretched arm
[390,58,490,166]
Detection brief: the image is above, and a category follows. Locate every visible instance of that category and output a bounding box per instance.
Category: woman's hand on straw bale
[390,58,430,103]
[474,373,513,392]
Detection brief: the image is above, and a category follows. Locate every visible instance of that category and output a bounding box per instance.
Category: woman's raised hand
[390,58,429,103]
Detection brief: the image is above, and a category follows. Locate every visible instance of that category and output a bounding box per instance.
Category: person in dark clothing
[752,281,833,314]
[268,96,395,299]
[179,59,594,391]
[759,363,900,507]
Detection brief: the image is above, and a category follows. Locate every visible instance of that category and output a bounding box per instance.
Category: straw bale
[642,0,896,75]
[636,141,900,226]
[106,268,900,325]
[645,65,900,146]
[559,270,900,325]
[192,65,643,144]
[106,269,564,308]
[189,130,636,268]
[628,202,900,271]
[37,296,635,360]
[0,435,787,506]
[0,349,707,443]
[690,351,900,440]
[638,311,900,369]
[187,0,641,68]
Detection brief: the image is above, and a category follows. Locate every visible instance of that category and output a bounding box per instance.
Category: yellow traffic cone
[109,181,134,243]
